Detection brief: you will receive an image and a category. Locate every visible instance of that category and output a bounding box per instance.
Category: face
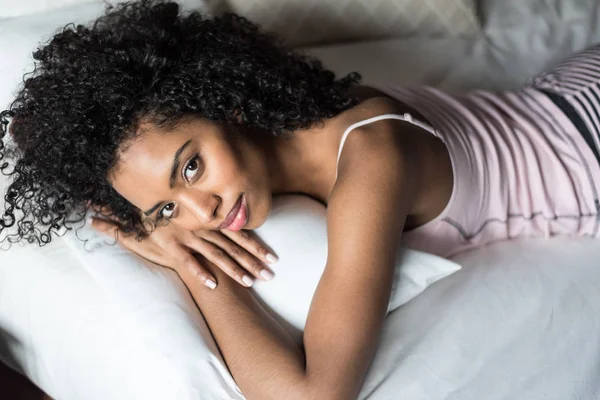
[109,116,273,232]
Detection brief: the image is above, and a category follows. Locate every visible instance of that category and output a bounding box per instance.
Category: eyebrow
[143,139,192,216]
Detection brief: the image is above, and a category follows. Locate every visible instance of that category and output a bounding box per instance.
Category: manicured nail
[205,279,217,289]
[260,269,274,280]
[242,275,254,287]
[265,253,278,264]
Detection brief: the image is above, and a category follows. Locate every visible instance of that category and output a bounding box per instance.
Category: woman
[1,1,599,398]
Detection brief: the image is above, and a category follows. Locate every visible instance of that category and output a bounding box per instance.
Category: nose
[178,190,221,228]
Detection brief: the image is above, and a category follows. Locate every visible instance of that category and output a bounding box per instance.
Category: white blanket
[361,236,600,399]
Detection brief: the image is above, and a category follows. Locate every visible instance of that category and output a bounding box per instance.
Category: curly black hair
[0,0,361,247]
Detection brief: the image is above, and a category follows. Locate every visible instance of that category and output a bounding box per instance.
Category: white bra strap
[335,113,436,172]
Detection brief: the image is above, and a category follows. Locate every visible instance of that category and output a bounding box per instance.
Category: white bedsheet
[2,0,600,398]
[360,236,600,399]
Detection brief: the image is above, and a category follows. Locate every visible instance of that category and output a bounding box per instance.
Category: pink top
[336,85,600,258]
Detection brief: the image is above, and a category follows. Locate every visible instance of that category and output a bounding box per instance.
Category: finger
[220,229,278,265]
[200,231,274,281]
[170,246,218,290]
[187,236,255,287]
[91,218,218,290]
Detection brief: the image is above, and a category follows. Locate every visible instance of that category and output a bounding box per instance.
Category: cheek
[171,216,199,232]
[247,159,272,227]
[216,141,259,187]
[246,189,271,230]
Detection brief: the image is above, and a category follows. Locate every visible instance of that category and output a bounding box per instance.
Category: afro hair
[0,0,360,247]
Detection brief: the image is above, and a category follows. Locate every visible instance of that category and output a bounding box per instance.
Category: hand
[89,213,278,289]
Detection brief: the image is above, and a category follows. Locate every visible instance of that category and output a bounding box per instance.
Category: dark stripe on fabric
[524,89,600,236]
[576,90,600,141]
[584,84,600,135]
[572,94,600,147]
[539,88,600,167]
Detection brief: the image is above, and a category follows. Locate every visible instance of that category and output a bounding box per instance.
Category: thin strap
[335,113,436,175]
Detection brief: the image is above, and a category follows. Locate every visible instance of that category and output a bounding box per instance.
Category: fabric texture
[0,0,205,19]
[532,43,600,167]
[206,0,480,46]
[358,235,600,400]
[369,45,600,257]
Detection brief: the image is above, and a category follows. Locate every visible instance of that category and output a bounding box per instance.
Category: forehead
[116,115,225,166]
[116,120,193,175]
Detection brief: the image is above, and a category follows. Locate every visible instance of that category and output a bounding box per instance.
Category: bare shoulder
[316,87,411,168]
[334,99,424,178]
[348,84,397,103]
[332,95,426,207]
[334,85,454,229]
[331,86,426,155]
[348,84,428,120]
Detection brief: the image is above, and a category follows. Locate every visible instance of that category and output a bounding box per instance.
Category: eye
[156,155,202,222]
[183,154,202,182]
[158,203,175,220]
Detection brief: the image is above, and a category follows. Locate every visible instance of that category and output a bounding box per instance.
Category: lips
[218,194,248,231]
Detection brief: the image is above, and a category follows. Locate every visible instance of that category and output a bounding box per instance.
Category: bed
[1,0,600,399]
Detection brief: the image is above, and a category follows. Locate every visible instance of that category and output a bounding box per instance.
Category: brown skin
[110,86,452,233]
[107,85,453,400]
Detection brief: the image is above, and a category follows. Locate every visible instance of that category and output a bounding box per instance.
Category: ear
[3,113,18,137]
[233,109,243,124]
[8,121,16,137]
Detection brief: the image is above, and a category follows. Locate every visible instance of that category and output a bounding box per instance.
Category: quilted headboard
[205,0,480,47]
[0,0,480,47]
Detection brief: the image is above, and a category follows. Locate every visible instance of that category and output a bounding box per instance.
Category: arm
[189,121,421,399]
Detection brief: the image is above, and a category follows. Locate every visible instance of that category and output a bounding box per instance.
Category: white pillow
[0,194,460,400]
[58,194,459,398]
[70,195,461,340]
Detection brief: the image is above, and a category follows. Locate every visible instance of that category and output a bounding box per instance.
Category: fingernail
[205,279,217,289]
[260,269,274,281]
[242,275,254,287]
[265,253,278,264]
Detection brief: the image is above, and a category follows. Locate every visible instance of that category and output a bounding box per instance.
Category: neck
[259,127,330,202]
